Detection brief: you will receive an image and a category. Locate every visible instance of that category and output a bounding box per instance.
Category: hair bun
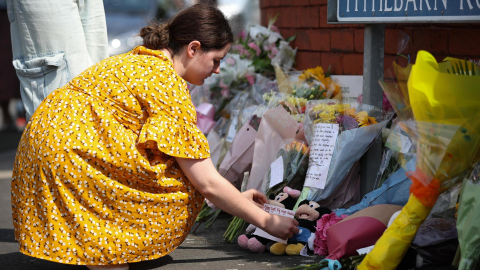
[140,22,170,50]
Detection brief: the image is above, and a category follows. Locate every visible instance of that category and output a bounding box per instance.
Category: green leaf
[465,59,470,76]
[326,65,332,77]
[286,35,297,42]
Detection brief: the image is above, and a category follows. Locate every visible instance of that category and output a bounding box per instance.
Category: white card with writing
[304,123,339,189]
[269,156,284,188]
[253,204,296,244]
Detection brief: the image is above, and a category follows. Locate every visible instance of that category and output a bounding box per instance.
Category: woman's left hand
[242,189,268,208]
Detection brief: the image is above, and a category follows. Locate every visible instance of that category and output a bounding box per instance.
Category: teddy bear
[270,199,331,255]
[237,187,300,253]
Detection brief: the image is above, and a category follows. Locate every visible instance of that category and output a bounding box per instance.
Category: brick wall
[260,0,480,75]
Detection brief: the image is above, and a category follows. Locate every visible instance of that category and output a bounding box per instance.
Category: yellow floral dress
[11,46,210,265]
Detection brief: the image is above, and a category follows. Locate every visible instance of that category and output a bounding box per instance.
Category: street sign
[335,0,480,23]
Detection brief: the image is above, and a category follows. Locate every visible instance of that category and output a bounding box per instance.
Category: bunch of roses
[314,212,348,256]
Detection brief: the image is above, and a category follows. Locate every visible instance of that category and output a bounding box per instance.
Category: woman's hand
[242,189,268,208]
[262,214,299,239]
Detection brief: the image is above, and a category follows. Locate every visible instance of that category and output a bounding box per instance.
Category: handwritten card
[269,156,284,188]
[304,123,339,189]
[253,204,296,244]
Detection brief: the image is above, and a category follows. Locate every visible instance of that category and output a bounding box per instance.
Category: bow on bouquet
[295,100,393,210]
[359,51,480,270]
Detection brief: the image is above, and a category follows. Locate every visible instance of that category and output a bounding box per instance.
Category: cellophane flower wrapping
[314,212,347,256]
[260,140,310,197]
[295,100,393,209]
[359,51,480,270]
[457,163,480,270]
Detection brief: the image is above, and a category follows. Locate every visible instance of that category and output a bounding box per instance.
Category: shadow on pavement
[0,228,15,243]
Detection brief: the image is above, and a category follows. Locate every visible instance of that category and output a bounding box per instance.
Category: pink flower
[225,57,236,66]
[248,42,261,56]
[268,47,279,59]
[219,80,230,98]
[313,212,347,256]
[271,25,280,33]
[246,75,255,85]
[239,29,247,39]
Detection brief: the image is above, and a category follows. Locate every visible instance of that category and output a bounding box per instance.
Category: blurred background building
[105,0,260,56]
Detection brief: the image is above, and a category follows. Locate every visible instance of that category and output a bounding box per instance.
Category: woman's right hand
[262,214,299,239]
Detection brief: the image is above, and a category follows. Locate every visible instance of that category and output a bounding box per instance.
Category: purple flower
[248,42,261,56]
[342,115,359,130]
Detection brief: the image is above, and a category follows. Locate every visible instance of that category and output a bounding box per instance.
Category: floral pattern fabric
[11,46,210,265]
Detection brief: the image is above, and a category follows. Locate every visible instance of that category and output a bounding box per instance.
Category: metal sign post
[327,0,480,196]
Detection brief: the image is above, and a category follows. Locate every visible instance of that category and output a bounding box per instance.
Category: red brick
[385,28,414,55]
[261,9,268,26]
[321,53,343,74]
[269,0,281,7]
[331,30,354,52]
[280,28,296,42]
[293,30,311,50]
[343,54,363,75]
[295,51,322,70]
[412,29,448,55]
[309,29,330,51]
[310,0,328,5]
[292,6,320,28]
[354,29,364,53]
[260,0,270,8]
[290,0,310,6]
[266,8,283,27]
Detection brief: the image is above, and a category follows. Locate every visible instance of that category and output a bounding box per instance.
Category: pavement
[0,131,314,270]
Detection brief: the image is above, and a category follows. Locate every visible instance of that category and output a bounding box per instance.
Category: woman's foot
[86,263,129,270]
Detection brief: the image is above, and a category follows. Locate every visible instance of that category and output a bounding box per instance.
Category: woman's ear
[187,41,201,58]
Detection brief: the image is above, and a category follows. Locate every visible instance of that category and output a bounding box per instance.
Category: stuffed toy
[237,187,300,253]
[270,199,331,255]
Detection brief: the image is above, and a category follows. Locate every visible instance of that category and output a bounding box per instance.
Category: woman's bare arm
[175,157,299,239]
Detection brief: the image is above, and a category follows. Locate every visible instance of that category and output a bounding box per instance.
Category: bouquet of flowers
[295,100,393,210]
[231,16,297,78]
[260,140,310,197]
[359,51,480,270]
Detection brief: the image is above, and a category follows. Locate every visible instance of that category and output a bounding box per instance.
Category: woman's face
[184,43,231,85]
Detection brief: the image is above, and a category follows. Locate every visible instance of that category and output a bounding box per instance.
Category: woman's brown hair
[140,4,233,55]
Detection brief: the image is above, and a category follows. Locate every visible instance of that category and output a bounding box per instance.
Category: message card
[304,123,339,189]
[253,203,296,244]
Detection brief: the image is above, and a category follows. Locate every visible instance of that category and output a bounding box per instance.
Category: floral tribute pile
[190,13,476,270]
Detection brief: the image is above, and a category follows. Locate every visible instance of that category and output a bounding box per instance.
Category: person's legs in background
[7,0,108,121]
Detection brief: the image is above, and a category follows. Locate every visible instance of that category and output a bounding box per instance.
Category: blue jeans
[7,0,108,120]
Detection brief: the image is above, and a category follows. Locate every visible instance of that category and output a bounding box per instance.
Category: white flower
[248,24,283,45]
[271,41,297,71]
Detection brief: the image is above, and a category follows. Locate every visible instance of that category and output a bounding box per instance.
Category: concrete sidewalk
[0,132,314,270]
